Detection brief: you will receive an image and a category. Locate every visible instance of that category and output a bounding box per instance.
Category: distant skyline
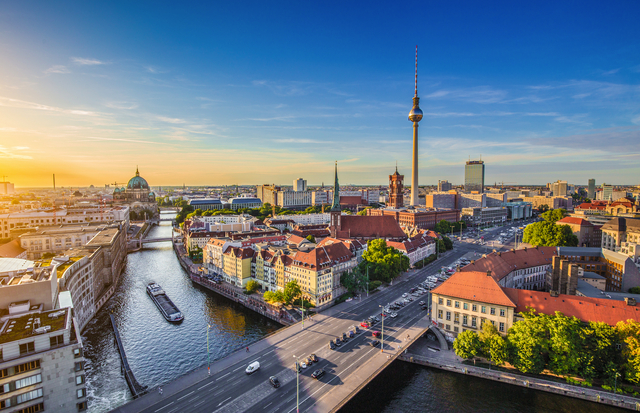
[1,1,639,188]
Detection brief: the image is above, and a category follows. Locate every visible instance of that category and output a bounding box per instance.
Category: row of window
[0,388,43,409]
[0,374,42,395]
[438,298,506,317]
[0,360,40,380]
[442,321,505,333]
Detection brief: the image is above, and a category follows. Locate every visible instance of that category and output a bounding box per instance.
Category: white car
[390,313,398,318]
[402,293,408,298]
[245,361,260,375]
[300,362,308,369]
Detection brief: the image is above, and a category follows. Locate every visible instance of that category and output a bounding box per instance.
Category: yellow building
[222,247,254,287]
[431,270,516,338]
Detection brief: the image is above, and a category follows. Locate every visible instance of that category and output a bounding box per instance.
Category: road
[123,244,482,413]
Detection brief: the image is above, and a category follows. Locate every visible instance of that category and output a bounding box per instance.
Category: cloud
[0,145,32,159]
[0,96,100,116]
[424,86,507,104]
[156,116,186,124]
[602,68,620,75]
[535,127,640,153]
[272,138,325,144]
[44,65,70,74]
[252,80,316,96]
[241,116,297,122]
[80,137,161,145]
[105,102,139,110]
[72,57,107,65]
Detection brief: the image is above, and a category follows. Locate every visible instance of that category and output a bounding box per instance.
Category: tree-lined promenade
[454,310,640,395]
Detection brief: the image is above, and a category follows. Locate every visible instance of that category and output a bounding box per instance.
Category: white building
[293,178,307,192]
[277,190,312,209]
[272,213,330,225]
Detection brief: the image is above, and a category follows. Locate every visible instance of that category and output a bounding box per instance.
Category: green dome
[127,167,150,190]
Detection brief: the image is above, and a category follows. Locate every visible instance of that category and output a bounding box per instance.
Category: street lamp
[292,355,301,413]
[206,324,211,376]
[615,371,621,394]
[301,294,305,330]
[379,304,384,353]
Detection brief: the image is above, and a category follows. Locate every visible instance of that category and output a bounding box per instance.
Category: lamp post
[292,355,300,413]
[301,294,305,330]
[379,304,384,353]
[615,371,621,394]
[206,324,211,376]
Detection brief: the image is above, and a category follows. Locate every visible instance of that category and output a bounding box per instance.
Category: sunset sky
[1,1,639,188]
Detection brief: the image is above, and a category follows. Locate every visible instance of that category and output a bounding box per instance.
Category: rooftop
[0,258,35,275]
[0,307,69,344]
[460,247,557,282]
[431,270,517,308]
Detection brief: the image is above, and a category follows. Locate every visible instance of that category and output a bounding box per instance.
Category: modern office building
[551,180,568,196]
[187,198,224,211]
[0,182,15,195]
[588,179,596,199]
[464,160,485,193]
[600,184,613,201]
[293,178,307,192]
[437,180,452,192]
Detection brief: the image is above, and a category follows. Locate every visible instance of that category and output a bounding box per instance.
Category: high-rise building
[464,160,485,193]
[437,180,452,192]
[601,184,613,201]
[588,179,596,199]
[551,180,568,196]
[293,178,307,192]
[0,182,14,194]
[409,47,423,206]
[389,167,404,209]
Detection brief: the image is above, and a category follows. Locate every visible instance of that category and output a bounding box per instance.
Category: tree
[306,235,316,243]
[453,331,482,360]
[522,221,578,247]
[541,209,567,223]
[629,287,640,294]
[442,236,453,250]
[358,207,372,216]
[340,267,368,295]
[246,280,260,293]
[506,310,549,374]
[616,320,640,384]
[487,334,509,367]
[10,199,19,205]
[537,204,550,213]
[361,239,410,282]
[434,220,451,234]
[263,290,285,304]
[547,312,593,379]
[283,280,302,305]
[584,321,620,379]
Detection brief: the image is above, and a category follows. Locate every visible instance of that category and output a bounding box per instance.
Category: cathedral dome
[127,167,150,190]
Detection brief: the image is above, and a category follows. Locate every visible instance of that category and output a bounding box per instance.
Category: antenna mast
[414,45,418,98]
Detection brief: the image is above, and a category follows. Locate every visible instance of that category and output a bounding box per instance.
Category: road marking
[154,402,174,412]
[263,402,273,409]
[218,396,232,406]
[232,365,244,372]
[198,381,214,390]
[194,399,207,407]
[216,372,232,381]
[177,391,194,401]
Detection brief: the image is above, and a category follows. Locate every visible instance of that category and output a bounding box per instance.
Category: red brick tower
[389,166,404,209]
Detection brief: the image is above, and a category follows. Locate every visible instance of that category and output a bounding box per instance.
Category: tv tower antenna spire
[414,45,418,98]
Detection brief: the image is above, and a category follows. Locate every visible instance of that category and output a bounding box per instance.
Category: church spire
[330,161,341,212]
[136,165,140,177]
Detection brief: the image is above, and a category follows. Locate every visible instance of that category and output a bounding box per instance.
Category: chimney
[524,247,527,251]
[487,270,492,277]
[625,297,637,306]
[550,290,559,297]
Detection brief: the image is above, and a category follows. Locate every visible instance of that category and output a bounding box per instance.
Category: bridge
[109,241,488,413]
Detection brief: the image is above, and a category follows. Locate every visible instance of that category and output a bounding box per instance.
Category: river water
[83,213,624,413]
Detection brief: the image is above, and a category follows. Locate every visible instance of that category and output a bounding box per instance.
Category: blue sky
[0,1,639,187]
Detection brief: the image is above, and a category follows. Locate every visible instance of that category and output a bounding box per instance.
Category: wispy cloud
[105,101,139,110]
[252,80,316,96]
[0,145,32,159]
[273,138,324,144]
[425,86,508,104]
[0,96,100,116]
[72,57,107,65]
[44,65,70,74]
[241,116,297,122]
[156,116,186,124]
[80,137,161,145]
[602,68,620,75]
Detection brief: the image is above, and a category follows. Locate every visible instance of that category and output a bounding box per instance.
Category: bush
[245,280,260,293]
[629,287,640,294]
[369,280,382,291]
[334,293,353,304]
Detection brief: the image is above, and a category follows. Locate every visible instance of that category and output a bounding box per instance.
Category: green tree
[487,334,509,367]
[547,312,593,379]
[537,204,550,213]
[629,287,640,294]
[340,267,368,295]
[434,220,451,234]
[358,207,372,216]
[507,310,549,374]
[245,280,260,293]
[263,290,285,304]
[584,321,620,379]
[453,331,482,360]
[522,221,578,247]
[616,320,640,384]
[10,199,19,205]
[541,208,567,223]
[306,234,316,243]
[283,280,302,305]
[361,239,410,282]
[442,236,453,250]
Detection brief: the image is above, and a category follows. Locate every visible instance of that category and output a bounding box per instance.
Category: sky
[0,1,639,188]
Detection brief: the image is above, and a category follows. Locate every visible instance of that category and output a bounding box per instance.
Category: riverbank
[399,333,640,411]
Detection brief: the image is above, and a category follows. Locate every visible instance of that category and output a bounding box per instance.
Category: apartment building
[0,307,87,412]
[19,224,105,260]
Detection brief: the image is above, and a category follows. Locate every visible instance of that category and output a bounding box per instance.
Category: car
[329,341,336,350]
[348,330,355,338]
[334,338,342,347]
[408,297,414,302]
[402,293,408,298]
[372,330,381,338]
[369,340,381,347]
[294,362,301,372]
[311,369,325,379]
[245,361,260,375]
[310,353,318,362]
[360,321,370,328]
[390,312,398,318]
[269,376,280,388]
[300,361,308,369]
[418,301,425,306]
[342,333,349,342]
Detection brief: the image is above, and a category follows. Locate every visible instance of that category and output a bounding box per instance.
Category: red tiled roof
[460,247,557,282]
[557,217,593,227]
[576,202,606,210]
[431,271,516,307]
[286,234,307,245]
[0,240,26,258]
[340,196,364,205]
[292,242,353,270]
[504,289,640,325]
[335,215,406,239]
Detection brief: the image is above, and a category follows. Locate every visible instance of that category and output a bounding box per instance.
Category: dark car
[329,341,336,350]
[334,338,342,347]
[369,340,381,347]
[269,376,281,388]
[310,353,319,362]
[311,369,325,379]
[305,356,313,366]
[342,332,348,342]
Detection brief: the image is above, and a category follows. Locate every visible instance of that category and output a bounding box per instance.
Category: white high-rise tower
[408,46,423,206]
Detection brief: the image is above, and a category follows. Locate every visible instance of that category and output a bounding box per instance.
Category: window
[76,375,85,385]
[472,304,477,312]
[471,317,477,328]
[50,335,64,347]
[490,307,496,315]
[454,313,460,324]
[438,310,443,319]
[445,324,451,331]
[77,401,87,411]
[463,303,469,310]
[74,362,84,372]
[16,388,43,404]
[0,383,9,394]
[14,360,40,375]
[15,374,41,389]
[481,306,486,314]
[446,311,451,321]
[446,299,451,306]
[15,402,44,413]
[453,326,459,333]
[0,399,11,408]
[454,301,460,308]
[438,298,443,305]
[77,388,86,398]
[19,342,35,356]
[462,315,468,325]
[499,322,505,332]
[500,309,506,317]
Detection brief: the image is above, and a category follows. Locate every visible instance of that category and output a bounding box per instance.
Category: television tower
[408,46,423,206]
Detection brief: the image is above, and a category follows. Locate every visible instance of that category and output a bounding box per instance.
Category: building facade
[464,160,485,193]
[388,168,404,209]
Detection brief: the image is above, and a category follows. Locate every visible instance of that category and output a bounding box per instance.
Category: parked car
[369,340,381,347]
[418,301,425,306]
[372,330,381,338]
[269,376,280,388]
[334,338,342,347]
[300,361,307,369]
[305,357,313,366]
[390,312,398,318]
[342,332,348,342]
[245,361,260,375]
[361,321,370,328]
[329,341,336,350]
[348,330,355,338]
[310,353,318,362]
[311,369,325,379]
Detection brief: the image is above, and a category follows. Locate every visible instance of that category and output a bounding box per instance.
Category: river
[83,213,624,413]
